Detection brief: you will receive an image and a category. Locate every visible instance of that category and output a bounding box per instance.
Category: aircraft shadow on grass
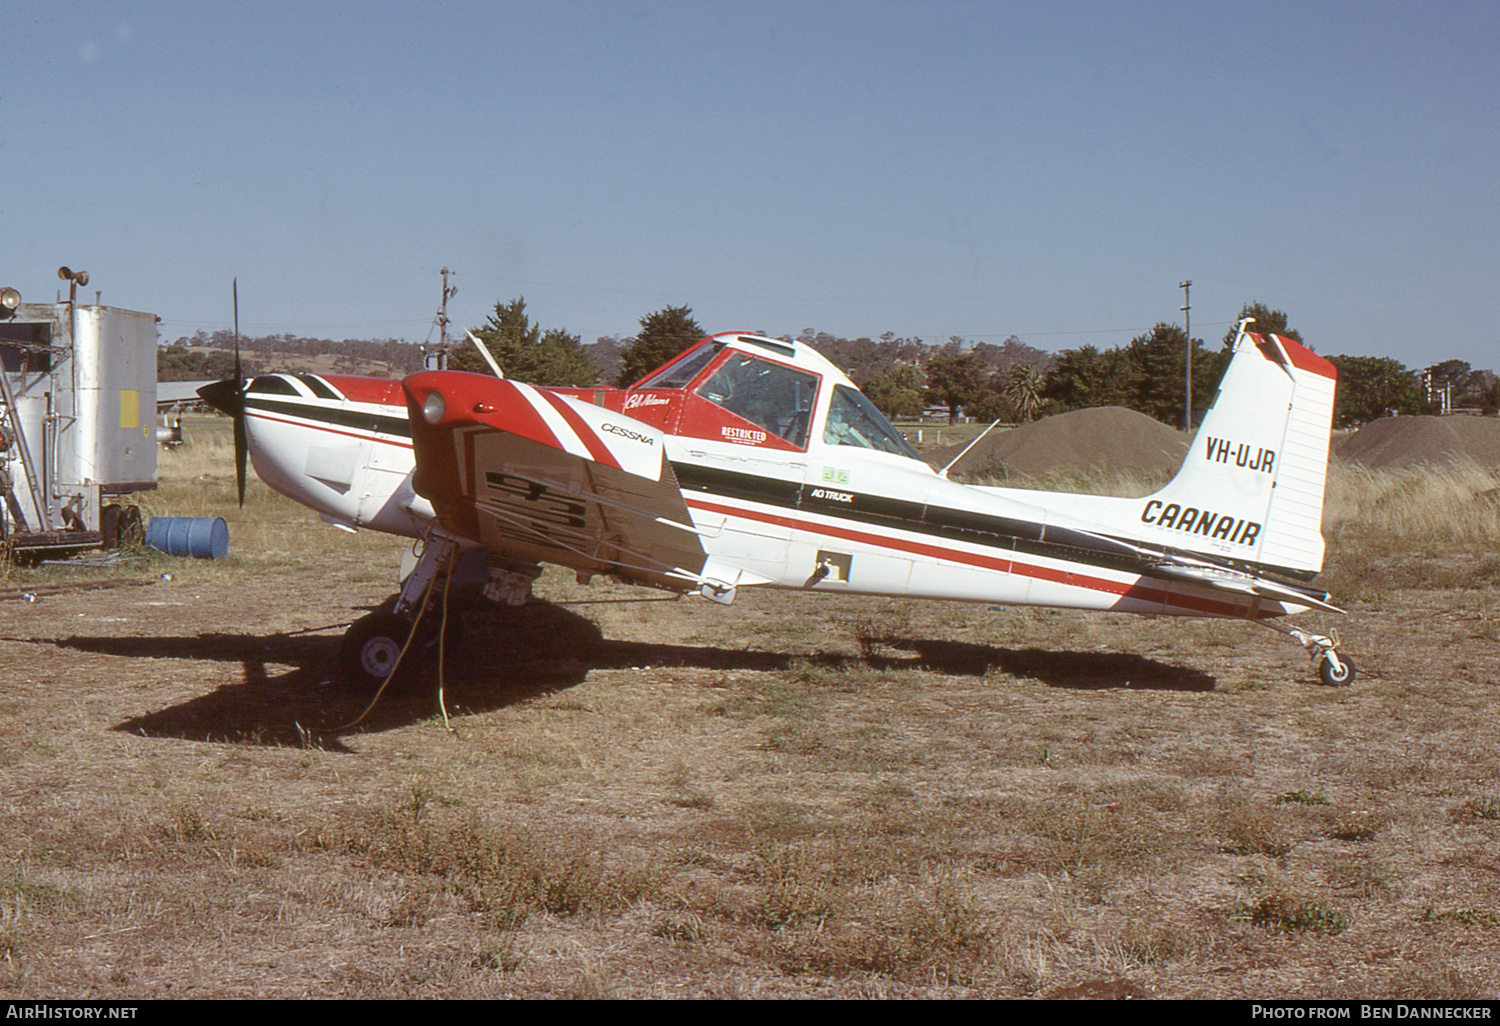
[39,600,1213,750]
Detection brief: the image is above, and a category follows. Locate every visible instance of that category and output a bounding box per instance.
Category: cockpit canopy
[635,333,921,461]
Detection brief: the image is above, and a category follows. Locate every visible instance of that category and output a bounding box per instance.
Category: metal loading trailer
[0,273,159,557]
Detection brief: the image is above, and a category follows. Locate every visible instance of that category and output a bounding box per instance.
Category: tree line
[162,299,1499,429]
[857,303,1499,429]
[157,330,425,381]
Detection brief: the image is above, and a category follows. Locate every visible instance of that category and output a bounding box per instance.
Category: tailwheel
[340,611,417,693]
[1257,620,1356,687]
[1318,652,1356,688]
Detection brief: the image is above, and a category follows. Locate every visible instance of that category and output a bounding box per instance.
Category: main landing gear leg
[340,533,462,692]
[1258,619,1356,687]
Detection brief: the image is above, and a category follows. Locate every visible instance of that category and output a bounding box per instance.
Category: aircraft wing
[402,371,754,597]
[158,380,219,408]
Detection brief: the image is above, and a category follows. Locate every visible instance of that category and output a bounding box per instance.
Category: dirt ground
[2,482,1499,999]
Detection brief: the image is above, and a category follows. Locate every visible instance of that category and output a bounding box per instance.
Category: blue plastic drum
[143,516,230,559]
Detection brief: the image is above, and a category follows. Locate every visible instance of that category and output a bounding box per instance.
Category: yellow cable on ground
[436,553,457,735]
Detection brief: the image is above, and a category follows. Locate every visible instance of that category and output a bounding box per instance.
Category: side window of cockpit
[635,340,723,389]
[824,384,921,459]
[695,354,819,449]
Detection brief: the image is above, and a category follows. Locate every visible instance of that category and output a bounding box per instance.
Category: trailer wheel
[102,505,144,550]
[102,505,121,549]
[118,506,143,547]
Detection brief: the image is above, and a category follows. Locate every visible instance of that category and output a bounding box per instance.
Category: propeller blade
[232,278,247,506]
[233,417,248,507]
[233,278,242,384]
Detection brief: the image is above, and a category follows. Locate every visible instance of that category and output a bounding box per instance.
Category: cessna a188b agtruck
[200,322,1352,691]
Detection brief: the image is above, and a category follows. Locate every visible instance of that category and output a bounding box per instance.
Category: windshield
[823,384,921,459]
[695,353,818,448]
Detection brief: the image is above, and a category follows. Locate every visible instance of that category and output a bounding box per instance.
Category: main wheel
[340,611,416,692]
[1318,653,1356,687]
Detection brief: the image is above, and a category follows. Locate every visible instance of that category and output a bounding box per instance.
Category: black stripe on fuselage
[671,461,1146,575]
[243,395,411,439]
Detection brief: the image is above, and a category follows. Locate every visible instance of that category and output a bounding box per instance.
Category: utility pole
[1179,280,1192,432]
[429,267,458,370]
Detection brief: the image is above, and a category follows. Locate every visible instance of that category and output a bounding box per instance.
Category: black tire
[117,506,144,548]
[103,504,144,550]
[340,611,417,692]
[101,505,121,549]
[1318,653,1356,687]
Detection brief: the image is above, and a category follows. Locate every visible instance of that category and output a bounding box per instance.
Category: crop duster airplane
[198,321,1354,691]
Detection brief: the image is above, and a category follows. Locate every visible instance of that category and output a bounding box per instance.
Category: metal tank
[0,270,159,555]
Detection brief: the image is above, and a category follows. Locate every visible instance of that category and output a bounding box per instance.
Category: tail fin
[1132,324,1337,573]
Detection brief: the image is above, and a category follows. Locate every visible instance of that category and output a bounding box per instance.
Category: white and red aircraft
[199,321,1353,690]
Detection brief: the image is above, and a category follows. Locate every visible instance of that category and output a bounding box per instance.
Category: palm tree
[1001,364,1044,423]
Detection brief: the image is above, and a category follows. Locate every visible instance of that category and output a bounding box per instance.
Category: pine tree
[458,297,597,386]
[615,305,705,386]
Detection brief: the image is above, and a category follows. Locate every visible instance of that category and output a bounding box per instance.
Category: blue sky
[6,1,1497,370]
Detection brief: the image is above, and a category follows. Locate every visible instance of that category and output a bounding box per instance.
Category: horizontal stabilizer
[1052,523,1343,614]
[1149,563,1343,614]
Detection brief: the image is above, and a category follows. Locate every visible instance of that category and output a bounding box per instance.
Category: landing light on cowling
[421,391,445,424]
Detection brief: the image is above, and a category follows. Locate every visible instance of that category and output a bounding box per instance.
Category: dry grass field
[1,417,1498,999]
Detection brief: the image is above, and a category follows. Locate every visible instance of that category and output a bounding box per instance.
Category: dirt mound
[1336,415,1500,469]
[932,406,1189,478]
